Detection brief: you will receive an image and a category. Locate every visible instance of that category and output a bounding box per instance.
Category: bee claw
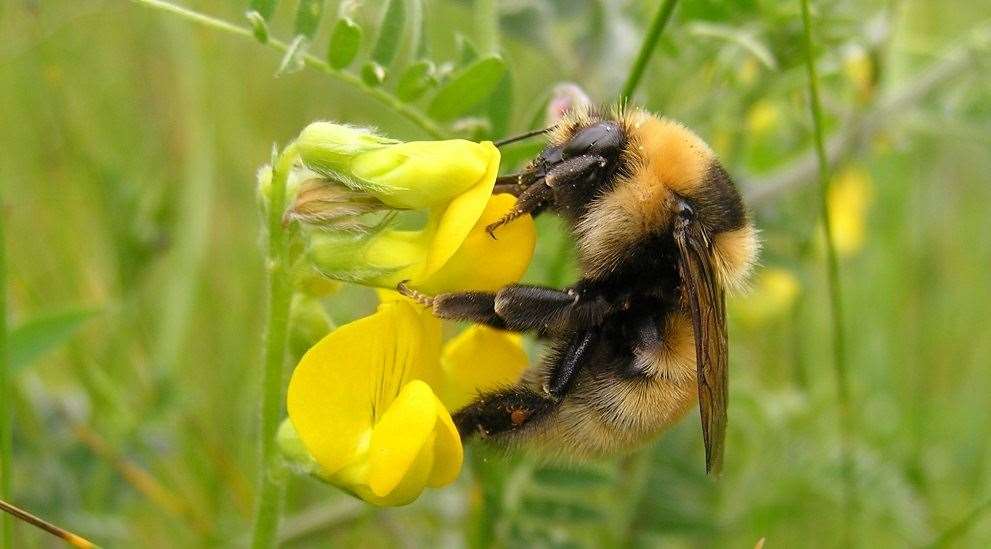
[485,222,502,240]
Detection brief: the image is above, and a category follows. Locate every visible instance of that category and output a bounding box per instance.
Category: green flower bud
[294,121,498,210]
[295,122,397,183]
[288,293,334,361]
[277,419,320,476]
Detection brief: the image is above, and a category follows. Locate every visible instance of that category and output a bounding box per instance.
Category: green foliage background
[1,0,990,546]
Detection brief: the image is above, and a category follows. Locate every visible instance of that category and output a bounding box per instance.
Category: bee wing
[675,220,728,475]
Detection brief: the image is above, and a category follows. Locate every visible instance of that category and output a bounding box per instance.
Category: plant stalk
[798,0,856,542]
[0,192,11,549]
[251,147,297,549]
[475,0,499,55]
[619,0,680,101]
[128,0,445,139]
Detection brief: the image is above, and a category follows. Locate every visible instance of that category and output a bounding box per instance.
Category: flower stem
[251,147,297,549]
[619,0,680,101]
[798,0,856,542]
[467,447,511,549]
[474,0,499,55]
[127,0,446,139]
[0,192,12,549]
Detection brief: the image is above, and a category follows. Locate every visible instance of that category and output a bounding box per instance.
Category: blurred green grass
[1,0,990,547]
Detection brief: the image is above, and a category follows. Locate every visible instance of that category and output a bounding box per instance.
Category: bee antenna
[494,126,556,147]
[0,498,98,548]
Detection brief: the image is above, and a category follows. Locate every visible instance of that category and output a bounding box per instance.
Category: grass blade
[687,21,777,69]
[427,55,506,121]
[9,308,96,374]
[619,0,680,101]
[0,499,97,548]
[798,0,856,542]
[0,191,10,549]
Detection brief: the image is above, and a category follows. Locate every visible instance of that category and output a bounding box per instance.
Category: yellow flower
[287,122,524,291]
[731,268,801,327]
[282,299,529,506]
[276,121,537,505]
[826,166,873,257]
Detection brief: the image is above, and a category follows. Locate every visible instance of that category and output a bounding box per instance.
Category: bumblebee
[400,106,758,473]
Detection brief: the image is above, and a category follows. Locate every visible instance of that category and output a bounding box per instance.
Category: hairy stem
[619,0,680,101]
[251,147,297,549]
[0,192,11,549]
[128,0,445,139]
[799,0,856,542]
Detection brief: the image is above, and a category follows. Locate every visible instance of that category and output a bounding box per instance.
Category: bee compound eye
[562,121,622,161]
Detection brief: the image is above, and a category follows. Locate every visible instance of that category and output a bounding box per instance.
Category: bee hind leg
[453,385,557,440]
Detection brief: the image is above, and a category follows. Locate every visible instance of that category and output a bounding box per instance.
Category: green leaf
[249,0,278,21]
[456,33,479,66]
[427,56,507,121]
[327,17,363,69]
[246,10,269,43]
[407,0,427,60]
[371,0,407,67]
[486,71,513,138]
[293,0,326,40]
[10,308,97,374]
[395,60,436,102]
[361,61,386,86]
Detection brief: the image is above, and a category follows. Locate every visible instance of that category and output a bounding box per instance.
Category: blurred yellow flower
[827,166,874,256]
[736,57,759,87]
[842,45,875,103]
[732,268,801,326]
[282,298,530,506]
[745,100,780,138]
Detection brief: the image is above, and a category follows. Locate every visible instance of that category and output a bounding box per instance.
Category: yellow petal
[420,143,500,278]
[418,193,536,293]
[287,300,421,475]
[351,141,495,209]
[427,399,464,488]
[367,380,440,497]
[440,325,529,410]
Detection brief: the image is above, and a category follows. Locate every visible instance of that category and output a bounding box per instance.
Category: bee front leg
[398,282,617,334]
